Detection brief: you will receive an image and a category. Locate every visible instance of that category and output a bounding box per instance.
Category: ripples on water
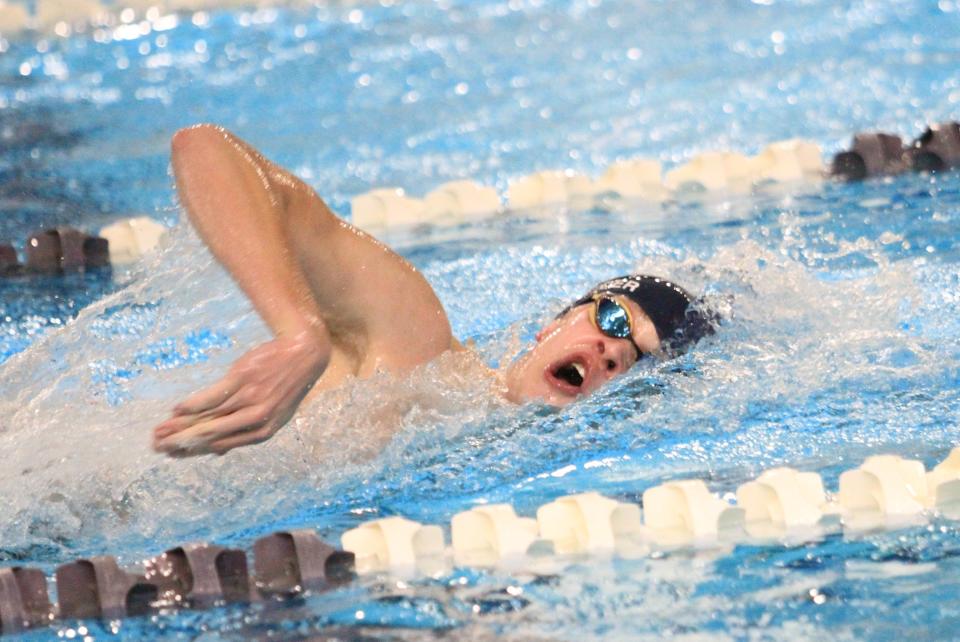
[1,0,960,639]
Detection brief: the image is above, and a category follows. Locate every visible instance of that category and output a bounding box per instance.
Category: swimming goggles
[592,295,644,361]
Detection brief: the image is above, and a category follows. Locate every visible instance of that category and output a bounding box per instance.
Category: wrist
[285,326,331,370]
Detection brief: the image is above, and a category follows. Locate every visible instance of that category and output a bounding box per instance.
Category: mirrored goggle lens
[596,297,632,339]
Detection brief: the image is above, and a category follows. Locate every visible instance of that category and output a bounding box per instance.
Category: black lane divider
[144,544,251,608]
[0,568,51,634]
[253,530,355,595]
[1,226,109,277]
[831,120,960,180]
[56,557,157,620]
[0,530,355,635]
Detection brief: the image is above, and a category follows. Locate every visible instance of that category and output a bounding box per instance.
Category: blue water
[2,0,960,639]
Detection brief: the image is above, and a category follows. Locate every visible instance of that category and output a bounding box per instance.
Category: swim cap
[565,274,716,352]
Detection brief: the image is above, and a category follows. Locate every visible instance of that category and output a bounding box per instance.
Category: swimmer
[152,125,714,456]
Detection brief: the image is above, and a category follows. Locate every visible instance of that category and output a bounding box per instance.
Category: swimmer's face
[503,298,661,406]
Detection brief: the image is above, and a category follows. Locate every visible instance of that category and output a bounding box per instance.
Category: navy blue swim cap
[565,274,716,352]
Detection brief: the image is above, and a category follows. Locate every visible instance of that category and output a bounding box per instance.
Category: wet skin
[152,125,662,456]
[503,297,662,406]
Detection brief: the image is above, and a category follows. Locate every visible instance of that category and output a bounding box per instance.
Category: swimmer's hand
[152,330,330,456]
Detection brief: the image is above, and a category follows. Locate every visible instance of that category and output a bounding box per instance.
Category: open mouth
[554,361,585,387]
[547,357,588,395]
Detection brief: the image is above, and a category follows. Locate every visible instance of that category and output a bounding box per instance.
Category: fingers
[173,375,241,416]
[154,405,269,455]
[155,386,253,443]
[152,415,193,442]
[207,426,274,455]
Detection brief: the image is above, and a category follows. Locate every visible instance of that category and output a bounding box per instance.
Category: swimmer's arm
[213,130,457,369]
[169,124,327,341]
[154,124,333,455]
[154,124,456,456]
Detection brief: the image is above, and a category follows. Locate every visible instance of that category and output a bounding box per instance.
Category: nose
[595,337,631,376]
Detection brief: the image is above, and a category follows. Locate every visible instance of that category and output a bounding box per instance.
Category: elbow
[171,123,228,160]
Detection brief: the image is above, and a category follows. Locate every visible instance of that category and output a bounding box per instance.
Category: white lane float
[346,137,831,230]
[340,516,445,575]
[536,492,645,557]
[664,151,758,194]
[98,216,168,265]
[506,170,595,210]
[925,447,960,510]
[349,188,426,230]
[451,504,538,566]
[423,180,501,223]
[736,467,840,539]
[642,479,745,546]
[593,158,666,202]
[838,455,929,530]
[753,139,824,183]
[334,447,960,575]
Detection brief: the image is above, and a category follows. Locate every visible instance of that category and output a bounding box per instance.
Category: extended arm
[153,125,455,456]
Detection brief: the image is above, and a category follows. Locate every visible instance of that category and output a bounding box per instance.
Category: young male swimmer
[152,125,713,456]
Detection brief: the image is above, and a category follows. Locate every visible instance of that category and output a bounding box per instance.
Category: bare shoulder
[294,211,458,375]
[170,123,456,374]
[256,173,457,373]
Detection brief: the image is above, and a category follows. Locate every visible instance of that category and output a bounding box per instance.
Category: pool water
[2,0,960,639]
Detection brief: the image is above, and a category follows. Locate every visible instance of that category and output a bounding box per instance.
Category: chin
[503,370,577,407]
[503,349,581,406]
